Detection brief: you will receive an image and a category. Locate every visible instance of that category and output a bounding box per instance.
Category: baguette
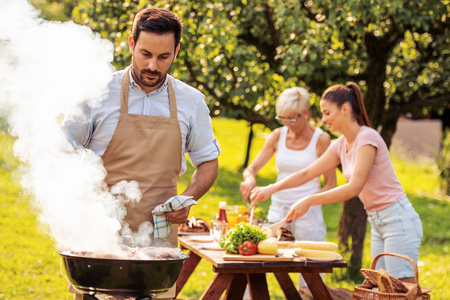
[278,241,296,249]
[295,248,340,259]
[295,241,338,251]
[377,268,395,293]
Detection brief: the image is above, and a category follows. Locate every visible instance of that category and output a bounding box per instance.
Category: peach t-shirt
[329,126,406,211]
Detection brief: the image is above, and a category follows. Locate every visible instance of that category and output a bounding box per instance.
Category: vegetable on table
[219,222,267,254]
[238,241,258,255]
[294,241,337,251]
[258,237,278,255]
[295,248,340,259]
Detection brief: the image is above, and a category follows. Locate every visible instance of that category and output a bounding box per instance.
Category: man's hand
[166,206,191,224]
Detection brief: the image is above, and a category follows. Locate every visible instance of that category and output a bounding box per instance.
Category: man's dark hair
[132,7,183,50]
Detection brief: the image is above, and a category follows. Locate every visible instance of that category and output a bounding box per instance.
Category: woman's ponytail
[345,82,371,127]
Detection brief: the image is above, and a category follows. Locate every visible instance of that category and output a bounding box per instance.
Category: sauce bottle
[217,201,228,223]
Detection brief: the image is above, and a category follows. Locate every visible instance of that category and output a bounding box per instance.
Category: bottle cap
[219,201,227,208]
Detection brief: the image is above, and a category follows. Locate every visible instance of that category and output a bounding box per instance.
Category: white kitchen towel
[152,195,197,238]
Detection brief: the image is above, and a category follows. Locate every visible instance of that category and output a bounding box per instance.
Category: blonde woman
[241,87,336,242]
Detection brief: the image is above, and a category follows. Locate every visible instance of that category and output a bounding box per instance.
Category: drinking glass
[210,220,229,243]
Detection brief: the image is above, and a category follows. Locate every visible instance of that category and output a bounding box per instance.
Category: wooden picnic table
[175,236,347,300]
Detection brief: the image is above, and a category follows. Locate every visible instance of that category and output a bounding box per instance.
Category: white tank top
[271,126,322,205]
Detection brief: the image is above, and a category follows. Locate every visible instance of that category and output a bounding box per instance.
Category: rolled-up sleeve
[61,102,93,149]
[186,99,220,167]
[188,138,221,167]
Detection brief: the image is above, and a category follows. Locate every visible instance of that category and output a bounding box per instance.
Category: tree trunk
[380,110,401,149]
[338,197,367,280]
[363,32,390,129]
[241,123,254,171]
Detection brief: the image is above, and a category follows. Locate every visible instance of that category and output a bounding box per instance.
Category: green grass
[1,118,449,299]
[0,132,68,299]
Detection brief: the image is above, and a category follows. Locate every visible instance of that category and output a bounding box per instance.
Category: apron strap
[120,66,131,115]
[167,78,177,119]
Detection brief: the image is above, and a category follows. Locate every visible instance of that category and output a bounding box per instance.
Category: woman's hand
[240,177,256,202]
[249,184,276,209]
[285,196,313,222]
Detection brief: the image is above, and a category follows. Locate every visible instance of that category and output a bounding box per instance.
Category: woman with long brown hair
[249,82,423,282]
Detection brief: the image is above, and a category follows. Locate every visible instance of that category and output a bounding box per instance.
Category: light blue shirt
[62,69,220,174]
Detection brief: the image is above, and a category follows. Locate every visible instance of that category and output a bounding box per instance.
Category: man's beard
[132,62,172,90]
[138,69,166,88]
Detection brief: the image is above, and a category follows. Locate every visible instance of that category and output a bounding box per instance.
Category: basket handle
[371,252,419,284]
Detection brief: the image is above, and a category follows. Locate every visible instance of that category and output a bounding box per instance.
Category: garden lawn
[0,118,449,299]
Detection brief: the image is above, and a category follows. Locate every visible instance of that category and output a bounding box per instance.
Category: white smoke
[0,0,145,254]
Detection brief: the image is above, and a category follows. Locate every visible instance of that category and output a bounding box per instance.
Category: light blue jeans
[367,196,423,278]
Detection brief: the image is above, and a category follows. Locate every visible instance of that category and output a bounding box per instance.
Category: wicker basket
[352,252,431,300]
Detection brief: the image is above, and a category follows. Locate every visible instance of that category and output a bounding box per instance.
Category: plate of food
[178,217,210,235]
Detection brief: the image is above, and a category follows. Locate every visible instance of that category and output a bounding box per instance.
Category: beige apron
[97,68,181,299]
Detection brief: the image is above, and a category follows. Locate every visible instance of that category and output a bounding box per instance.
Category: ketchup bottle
[217,201,228,223]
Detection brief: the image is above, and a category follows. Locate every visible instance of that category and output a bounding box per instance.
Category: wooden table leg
[274,272,302,300]
[301,272,332,300]
[247,273,270,300]
[200,273,235,300]
[224,273,247,300]
[175,251,201,297]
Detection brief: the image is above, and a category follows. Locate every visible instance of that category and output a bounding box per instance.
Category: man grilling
[61,7,220,299]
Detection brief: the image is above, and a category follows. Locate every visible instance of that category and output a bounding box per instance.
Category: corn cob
[294,241,338,251]
[295,248,340,259]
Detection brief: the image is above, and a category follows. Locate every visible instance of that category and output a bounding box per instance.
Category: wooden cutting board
[223,253,293,261]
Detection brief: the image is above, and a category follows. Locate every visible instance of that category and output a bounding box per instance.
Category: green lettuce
[219,222,267,254]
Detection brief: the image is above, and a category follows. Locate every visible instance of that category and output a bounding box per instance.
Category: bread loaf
[278,241,296,249]
[377,268,395,293]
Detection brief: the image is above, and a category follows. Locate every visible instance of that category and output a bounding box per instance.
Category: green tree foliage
[70,0,449,147]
